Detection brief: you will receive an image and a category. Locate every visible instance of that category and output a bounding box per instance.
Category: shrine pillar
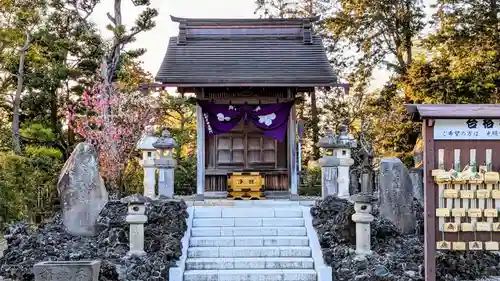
[196,104,205,200]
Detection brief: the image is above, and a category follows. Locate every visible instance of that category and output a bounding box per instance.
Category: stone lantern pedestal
[153,129,177,198]
[121,194,150,256]
[351,193,374,257]
[136,126,159,198]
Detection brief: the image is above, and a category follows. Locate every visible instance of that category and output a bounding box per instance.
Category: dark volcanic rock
[0,197,188,281]
[312,196,500,281]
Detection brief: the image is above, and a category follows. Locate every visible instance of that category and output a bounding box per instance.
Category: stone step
[183,269,316,281]
[189,236,309,247]
[192,218,305,227]
[187,246,311,258]
[193,207,303,218]
[191,227,307,237]
[185,257,314,270]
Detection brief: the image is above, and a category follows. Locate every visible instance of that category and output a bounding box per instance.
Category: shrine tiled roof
[154,15,337,87]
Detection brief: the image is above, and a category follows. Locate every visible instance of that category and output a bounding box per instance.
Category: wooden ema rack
[433,148,500,251]
[227,172,265,200]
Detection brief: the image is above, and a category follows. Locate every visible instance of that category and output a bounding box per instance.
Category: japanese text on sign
[434,119,500,140]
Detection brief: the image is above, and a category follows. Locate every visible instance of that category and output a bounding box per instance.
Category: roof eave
[153,81,339,88]
[170,15,321,25]
[405,104,500,120]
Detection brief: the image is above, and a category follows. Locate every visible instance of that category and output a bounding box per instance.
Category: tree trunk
[12,31,30,154]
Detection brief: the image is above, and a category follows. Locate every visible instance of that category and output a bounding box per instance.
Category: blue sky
[91,0,435,91]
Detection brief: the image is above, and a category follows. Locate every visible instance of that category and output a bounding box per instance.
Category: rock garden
[0,198,187,281]
[312,196,500,281]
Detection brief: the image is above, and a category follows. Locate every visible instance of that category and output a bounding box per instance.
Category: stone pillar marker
[316,125,357,199]
[122,194,149,256]
[153,129,177,198]
[136,126,159,198]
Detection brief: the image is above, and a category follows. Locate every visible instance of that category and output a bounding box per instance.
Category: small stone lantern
[153,129,177,198]
[121,194,150,256]
[351,193,374,258]
[136,126,159,198]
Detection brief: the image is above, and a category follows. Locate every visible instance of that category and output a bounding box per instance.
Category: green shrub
[0,147,62,227]
[175,153,197,195]
[299,167,322,196]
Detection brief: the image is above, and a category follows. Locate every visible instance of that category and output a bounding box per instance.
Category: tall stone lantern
[316,125,357,199]
[153,129,177,198]
[136,126,158,198]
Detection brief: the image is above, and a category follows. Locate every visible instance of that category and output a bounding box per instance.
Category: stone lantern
[136,126,159,198]
[153,129,177,198]
[316,125,357,199]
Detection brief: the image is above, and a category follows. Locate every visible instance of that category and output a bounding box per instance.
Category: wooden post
[423,118,436,281]
[289,104,298,198]
[196,104,205,200]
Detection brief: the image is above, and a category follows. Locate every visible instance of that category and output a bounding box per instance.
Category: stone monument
[153,129,177,198]
[34,261,101,281]
[378,157,417,234]
[57,142,108,236]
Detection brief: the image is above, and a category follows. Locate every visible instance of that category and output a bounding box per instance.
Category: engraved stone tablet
[57,143,109,236]
[34,260,101,281]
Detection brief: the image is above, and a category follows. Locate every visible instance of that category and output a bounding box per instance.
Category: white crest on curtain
[258,113,276,126]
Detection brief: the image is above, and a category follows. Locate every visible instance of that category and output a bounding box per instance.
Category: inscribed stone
[378,157,416,234]
[57,142,108,236]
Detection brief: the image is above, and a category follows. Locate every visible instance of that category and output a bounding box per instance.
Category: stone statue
[57,143,109,236]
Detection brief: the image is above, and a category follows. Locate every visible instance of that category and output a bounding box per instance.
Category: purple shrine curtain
[197,100,294,142]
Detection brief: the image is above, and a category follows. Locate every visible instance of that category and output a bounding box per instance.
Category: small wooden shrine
[153,15,337,199]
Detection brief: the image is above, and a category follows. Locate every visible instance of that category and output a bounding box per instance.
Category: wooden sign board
[405,104,500,281]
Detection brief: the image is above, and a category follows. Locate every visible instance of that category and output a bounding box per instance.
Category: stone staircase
[177,202,328,281]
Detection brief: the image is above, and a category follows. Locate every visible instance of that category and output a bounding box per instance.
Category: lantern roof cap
[153,129,178,149]
[316,125,357,149]
[136,126,158,150]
